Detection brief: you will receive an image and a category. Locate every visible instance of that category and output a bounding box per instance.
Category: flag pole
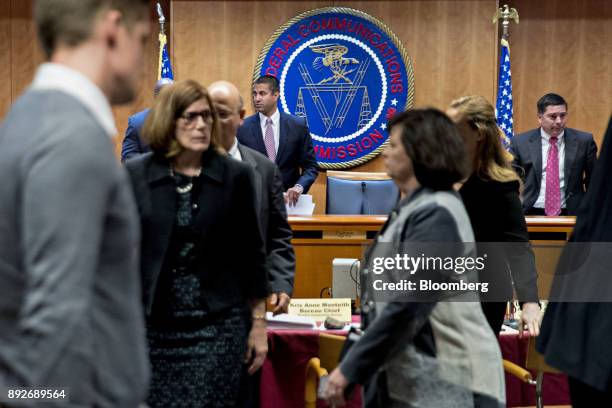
[156,3,174,80]
[493,4,519,149]
[157,3,166,35]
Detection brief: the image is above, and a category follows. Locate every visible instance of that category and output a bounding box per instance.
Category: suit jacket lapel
[276,112,289,164]
[529,130,543,188]
[250,115,268,155]
[147,157,176,255]
[564,129,578,192]
[238,145,263,214]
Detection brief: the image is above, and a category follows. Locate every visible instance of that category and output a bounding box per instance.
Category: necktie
[264,118,276,162]
[545,136,561,216]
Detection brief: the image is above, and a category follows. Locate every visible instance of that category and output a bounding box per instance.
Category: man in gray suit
[510,93,597,215]
[0,1,150,406]
[209,80,295,313]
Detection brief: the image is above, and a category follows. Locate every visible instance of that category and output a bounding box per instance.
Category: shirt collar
[259,109,280,126]
[228,138,241,160]
[30,63,117,137]
[540,127,565,143]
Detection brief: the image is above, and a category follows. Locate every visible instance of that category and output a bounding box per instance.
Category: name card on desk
[322,230,366,240]
[288,298,352,323]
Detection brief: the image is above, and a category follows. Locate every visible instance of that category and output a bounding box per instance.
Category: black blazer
[124,150,268,316]
[238,144,295,295]
[459,175,539,302]
[537,117,612,392]
[510,127,597,214]
[237,111,319,192]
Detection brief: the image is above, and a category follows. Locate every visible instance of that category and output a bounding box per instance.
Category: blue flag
[158,33,174,80]
[495,38,513,149]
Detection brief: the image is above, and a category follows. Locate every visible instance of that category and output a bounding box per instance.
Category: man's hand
[268,292,291,315]
[285,185,302,206]
[520,302,541,338]
[323,367,350,406]
[245,319,268,375]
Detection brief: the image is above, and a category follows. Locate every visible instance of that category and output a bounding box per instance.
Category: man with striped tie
[238,75,318,205]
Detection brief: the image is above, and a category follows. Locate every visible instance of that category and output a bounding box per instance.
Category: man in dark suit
[0,1,150,405]
[209,80,295,313]
[121,77,173,161]
[510,93,597,215]
[209,80,296,407]
[237,75,319,205]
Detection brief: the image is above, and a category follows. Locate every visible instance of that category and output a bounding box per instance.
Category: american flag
[495,38,513,149]
[158,33,174,80]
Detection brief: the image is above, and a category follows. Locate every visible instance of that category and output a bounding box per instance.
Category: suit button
[192,204,198,209]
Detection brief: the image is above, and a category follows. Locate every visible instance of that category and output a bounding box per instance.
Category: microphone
[361,181,367,214]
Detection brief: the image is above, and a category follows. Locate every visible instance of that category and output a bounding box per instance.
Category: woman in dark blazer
[447,95,541,336]
[124,80,268,407]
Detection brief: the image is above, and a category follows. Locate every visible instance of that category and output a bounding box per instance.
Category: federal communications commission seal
[254,7,415,168]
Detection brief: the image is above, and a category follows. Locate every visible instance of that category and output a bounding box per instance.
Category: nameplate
[288,298,352,323]
[322,230,366,240]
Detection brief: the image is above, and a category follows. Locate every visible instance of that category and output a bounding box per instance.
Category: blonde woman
[448,95,541,336]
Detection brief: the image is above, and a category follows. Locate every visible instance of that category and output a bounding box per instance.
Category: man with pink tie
[510,93,597,215]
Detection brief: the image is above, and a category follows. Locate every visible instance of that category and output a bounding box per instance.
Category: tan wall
[0,0,169,157]
[1,1,610,212]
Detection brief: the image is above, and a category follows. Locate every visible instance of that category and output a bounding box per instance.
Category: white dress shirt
[30,63,117,137]
[228,138,243,161]
[534,128,566,209]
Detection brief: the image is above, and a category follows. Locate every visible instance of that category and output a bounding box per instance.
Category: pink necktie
[545,136,561,216]
[264,118,276,162]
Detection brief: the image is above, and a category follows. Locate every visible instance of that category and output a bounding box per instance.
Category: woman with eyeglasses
[124,80,268,407]
[447,95,541,337]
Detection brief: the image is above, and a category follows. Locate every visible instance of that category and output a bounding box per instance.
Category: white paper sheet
[285,194,315,215]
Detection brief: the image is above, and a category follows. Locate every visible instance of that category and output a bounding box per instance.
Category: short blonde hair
[449,95,520,184]
[143,79,224,158]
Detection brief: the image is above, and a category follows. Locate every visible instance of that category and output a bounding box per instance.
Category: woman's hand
[520,302,541,338]
[245,319,268,375]
[323,367,350,407]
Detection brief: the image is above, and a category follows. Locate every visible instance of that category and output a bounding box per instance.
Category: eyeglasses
[180,110,213,126]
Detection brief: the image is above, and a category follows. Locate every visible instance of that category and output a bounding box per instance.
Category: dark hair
[537,93,567,114]
[143,79,223,158]
[254,75,279,94]
[35,0,149,59]
[388,108,466,190]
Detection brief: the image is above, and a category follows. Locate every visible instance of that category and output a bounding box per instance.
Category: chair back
[525,337,561,374]
[318,333,346,371]
[326,171,399,215]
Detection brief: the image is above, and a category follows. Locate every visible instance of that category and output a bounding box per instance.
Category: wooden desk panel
[289,215,575,300]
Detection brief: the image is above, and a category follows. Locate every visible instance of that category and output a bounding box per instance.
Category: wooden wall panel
[508,0,611,143]
[9,1,42,106]
[0,0,11,118]
[0,0,168,157]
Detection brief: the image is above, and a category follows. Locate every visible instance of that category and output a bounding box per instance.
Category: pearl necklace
[170,166,202,194]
